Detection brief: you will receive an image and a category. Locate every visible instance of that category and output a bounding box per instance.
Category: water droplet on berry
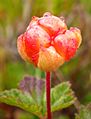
[60,16,65,22]
[43,12,52,17]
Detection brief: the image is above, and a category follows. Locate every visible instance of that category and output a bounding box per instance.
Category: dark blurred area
[0,0,91,119]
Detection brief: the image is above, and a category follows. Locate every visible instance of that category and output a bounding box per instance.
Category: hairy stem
[46,72,52,119]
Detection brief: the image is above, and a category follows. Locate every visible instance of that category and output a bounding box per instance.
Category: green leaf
[19,76,45,106]
[43,82,76,113]
[0,77,75,117]
[0,89,42,117]
[75,105,91,119]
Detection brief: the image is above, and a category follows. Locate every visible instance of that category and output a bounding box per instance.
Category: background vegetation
[0,0,91,119]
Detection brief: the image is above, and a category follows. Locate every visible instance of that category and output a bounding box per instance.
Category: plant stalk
[46,72,52,119]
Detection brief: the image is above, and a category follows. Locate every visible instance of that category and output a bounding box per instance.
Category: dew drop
[60,16,65,22]
[43,12,52,17]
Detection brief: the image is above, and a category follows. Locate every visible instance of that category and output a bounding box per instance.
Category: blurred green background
[0,0,91,119]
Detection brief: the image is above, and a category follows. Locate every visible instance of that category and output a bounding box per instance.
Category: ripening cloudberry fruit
[17,12,82,71]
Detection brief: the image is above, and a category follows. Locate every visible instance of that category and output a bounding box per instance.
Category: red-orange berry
[17,12,82,71]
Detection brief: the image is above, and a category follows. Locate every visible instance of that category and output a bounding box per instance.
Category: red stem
[46,72,52,119]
